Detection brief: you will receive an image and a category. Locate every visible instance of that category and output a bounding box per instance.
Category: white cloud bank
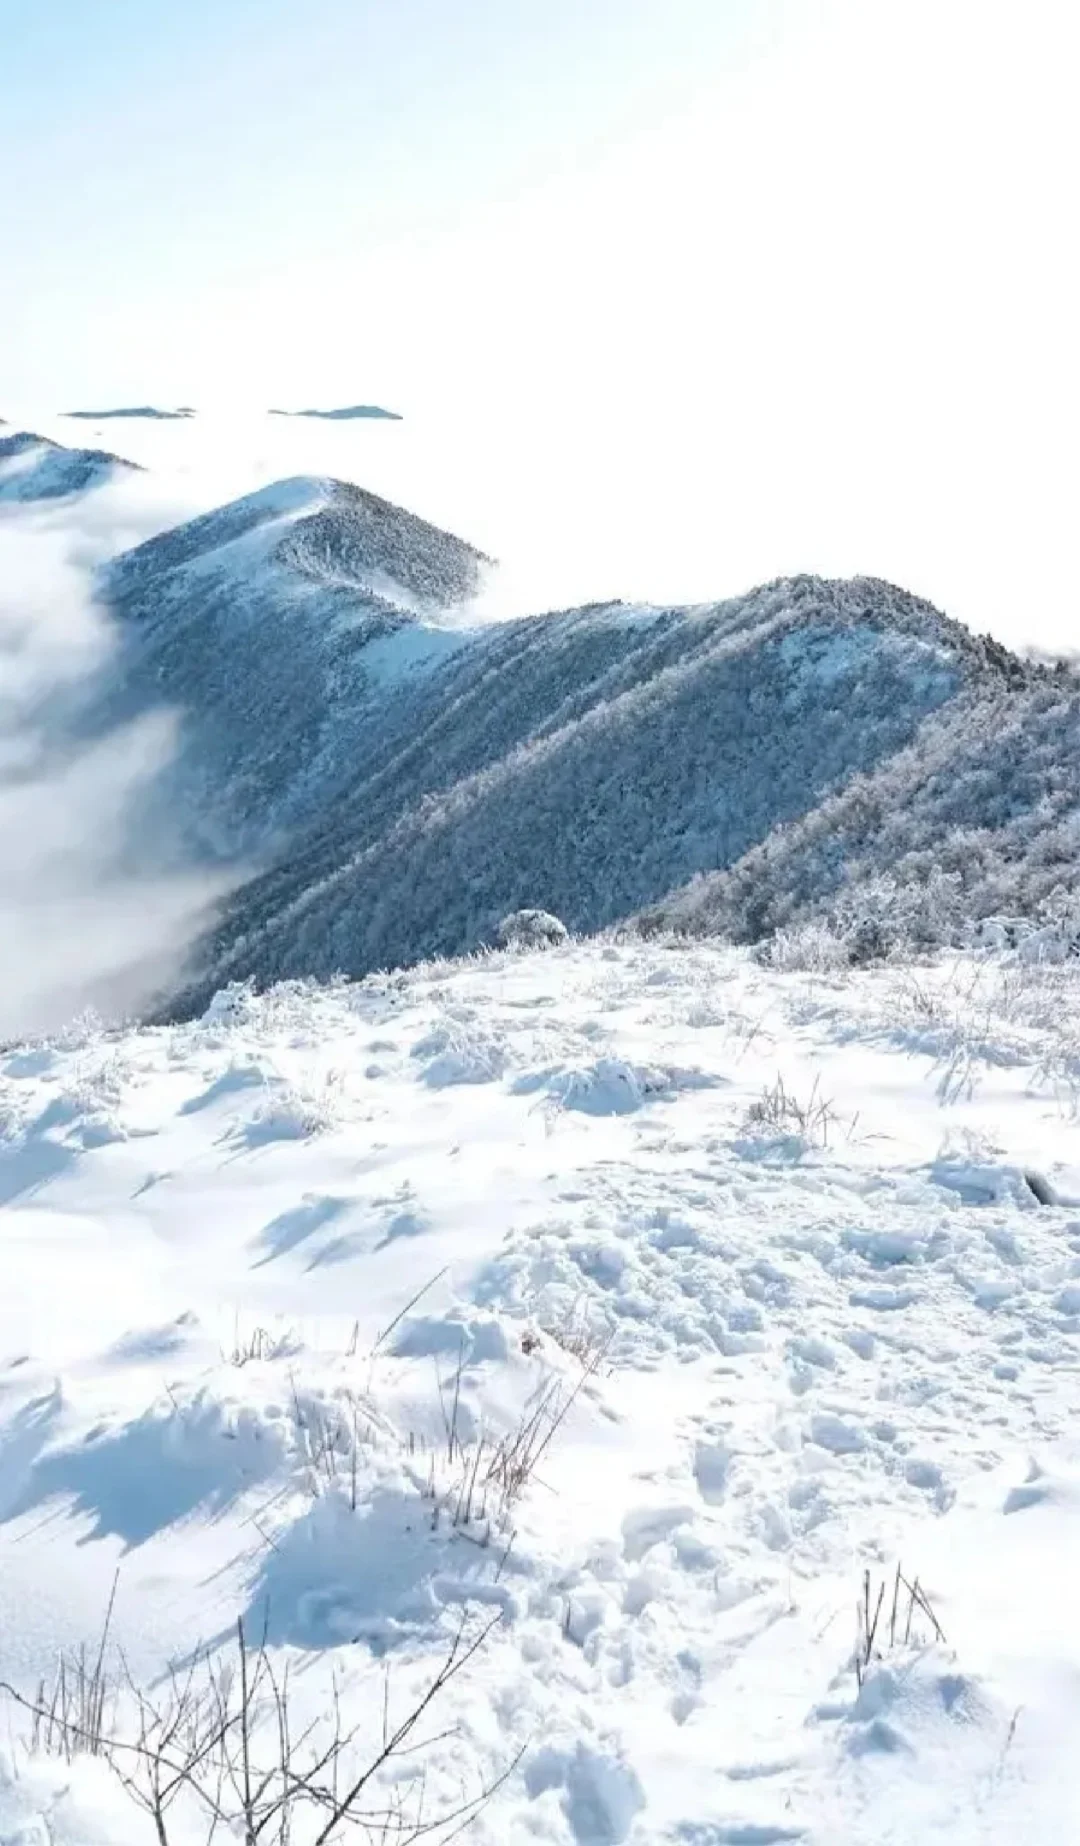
[0,484,230,1040]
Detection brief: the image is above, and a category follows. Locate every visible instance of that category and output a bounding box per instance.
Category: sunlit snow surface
[2,937,1080,1843]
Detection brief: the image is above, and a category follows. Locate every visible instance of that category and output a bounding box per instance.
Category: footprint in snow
[694,1438,732,1504]
[525,1741,645,1845]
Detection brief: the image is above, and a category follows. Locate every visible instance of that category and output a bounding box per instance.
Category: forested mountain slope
[83,467,1077,1008]
[642,661,1080,953]
[101,475,490,846]
[183,581,973,994]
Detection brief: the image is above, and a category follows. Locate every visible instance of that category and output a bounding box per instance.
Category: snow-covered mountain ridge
[57,449,1070,1007]
[6,429,1076,1004]
[0,428,141,501]
[4,429,1080,1840]
[98,474,491,846]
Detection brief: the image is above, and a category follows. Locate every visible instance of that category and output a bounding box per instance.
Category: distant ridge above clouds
[64,406,196,421]
[268,404,402,422]
[0,428,143,501]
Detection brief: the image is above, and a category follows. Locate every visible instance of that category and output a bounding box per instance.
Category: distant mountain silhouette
[64,406,195,420]
[269,405,402,422]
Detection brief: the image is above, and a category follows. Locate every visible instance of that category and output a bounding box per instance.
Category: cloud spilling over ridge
[0,483,233,1040]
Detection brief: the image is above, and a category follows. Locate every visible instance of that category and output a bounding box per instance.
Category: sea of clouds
[0,460,233,1038]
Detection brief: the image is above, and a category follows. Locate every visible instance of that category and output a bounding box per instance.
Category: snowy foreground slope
[3,938,1080,1843]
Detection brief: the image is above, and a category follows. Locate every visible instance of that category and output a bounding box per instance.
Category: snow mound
[410,1017,508,1086]
[841,1652,997,1761]
[930,1157,1055,1207]
[514,1055,720,1116]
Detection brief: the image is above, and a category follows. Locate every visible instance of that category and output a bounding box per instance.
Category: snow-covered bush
[201,978,261,1028]
[970,889,1080,962]
[496,908,569,951]
[760,921,851,973]
[832,870,967,963]
[244,1069,348,1141]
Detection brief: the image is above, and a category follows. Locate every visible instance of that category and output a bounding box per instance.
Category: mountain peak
[109,475,490,608]
[0,429,141,501]
[100,476,492,850]
[273,478,490,605]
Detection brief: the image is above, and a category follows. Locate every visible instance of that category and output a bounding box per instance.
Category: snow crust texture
[3,938,1080,1842]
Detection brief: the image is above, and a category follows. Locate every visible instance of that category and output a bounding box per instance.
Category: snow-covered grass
[2,937,1080,1842]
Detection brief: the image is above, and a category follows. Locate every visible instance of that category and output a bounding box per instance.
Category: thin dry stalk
[227,1321,297,1367]
[419,1343,601,1541]
[745,1073,844,1149]
[854,1563,947,1687]
[539,1301,613,1373]
[24,1569,119,1761]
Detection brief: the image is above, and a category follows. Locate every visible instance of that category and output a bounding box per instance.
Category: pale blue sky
[1,0,780,405]
[1,1,1077,644]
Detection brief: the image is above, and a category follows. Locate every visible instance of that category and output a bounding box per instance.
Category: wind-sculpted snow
[0,429,141,501]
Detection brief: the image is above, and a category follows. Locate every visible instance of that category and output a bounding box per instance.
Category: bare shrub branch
[1,1608,513,1845]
